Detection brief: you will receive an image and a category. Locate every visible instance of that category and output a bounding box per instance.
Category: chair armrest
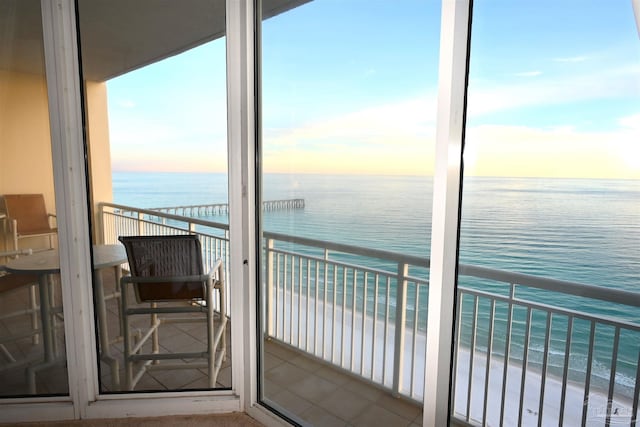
[48,213,57,228]
[206,259,224,279]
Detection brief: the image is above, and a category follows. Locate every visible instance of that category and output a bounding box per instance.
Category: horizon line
[111,169,640,181]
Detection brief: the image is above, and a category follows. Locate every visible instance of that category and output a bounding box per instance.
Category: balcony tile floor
[0,269,422,426]
[261,340,422,426]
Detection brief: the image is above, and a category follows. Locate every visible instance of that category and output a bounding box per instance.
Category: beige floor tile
[150,367,206,389]
[127,371,166,392]
[375,393,422,421]
[270,389,314,415]
[181,374,229,390]
[300,405,349,427]
[264,361,309,387]
[412,410,424,425]
[349,404,411,427]
[263,339,300,360]
[263,352,285,371]
[215,365,232,388]
[0,367,31,397]
[288,374,339,402]
[34,362,68,395]
[315,365,352,387]
[316,387,371,421]
[289,353,325,373]
[262,379,284,397]
[341,377,385,402]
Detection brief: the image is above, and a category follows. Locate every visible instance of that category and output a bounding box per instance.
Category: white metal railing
[262,233,640,425]
[98,203,640,425]
[453,266,640,427]
[263,231,429,401]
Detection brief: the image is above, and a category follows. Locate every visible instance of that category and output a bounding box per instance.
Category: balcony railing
[98,202,640,426]
[454,267,640,426]
[263,231,430,402]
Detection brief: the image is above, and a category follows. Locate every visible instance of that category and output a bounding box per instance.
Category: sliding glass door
[258,1,441,424]
[452,1,640,425]
[77,0,231,394]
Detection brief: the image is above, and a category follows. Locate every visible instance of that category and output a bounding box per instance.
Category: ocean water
[112,171,640,394]
[113,172,639,291]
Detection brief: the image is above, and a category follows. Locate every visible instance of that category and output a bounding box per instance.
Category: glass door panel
[77,0,231,394]
[453,1,640,425]
[0,0,68,397]
[259,1,440,424]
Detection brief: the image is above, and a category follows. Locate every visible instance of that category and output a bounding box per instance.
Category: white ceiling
[0,0,309,81]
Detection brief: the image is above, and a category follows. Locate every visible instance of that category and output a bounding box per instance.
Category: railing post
[266,238,274,336]
[137,212,144,236]
[393,262,408,396]
[97,203,105,244]
[189,222,196,233]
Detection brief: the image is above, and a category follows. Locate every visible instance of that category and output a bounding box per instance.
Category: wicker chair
[118,235,227,390]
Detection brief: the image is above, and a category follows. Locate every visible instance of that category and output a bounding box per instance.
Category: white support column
[42,0,97,419]
[226,0,258,413]
[423,0,471,426]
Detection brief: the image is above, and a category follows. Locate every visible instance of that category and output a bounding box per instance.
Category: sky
[106,0,640,178]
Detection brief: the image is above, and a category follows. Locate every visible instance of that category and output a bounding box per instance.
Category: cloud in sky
[107,25,638,178]
[109,108,228,173]
[464,122,640,178]
[618,112,640,129]
[263,109,640,178]
[263,94,437,175]
[265,94,437,148]
[117,99,136,108]
[552,55,589,63]
[467,63,639,118]
[263,79,640,178]
[111,55,636,176]
[109,60,638,178]
[513,71,542,77]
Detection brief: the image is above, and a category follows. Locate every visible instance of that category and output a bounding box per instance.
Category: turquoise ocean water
[112,171,640,394]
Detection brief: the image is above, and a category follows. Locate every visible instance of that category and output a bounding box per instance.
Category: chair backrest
[2,194,52,234]
[118,234,205,302]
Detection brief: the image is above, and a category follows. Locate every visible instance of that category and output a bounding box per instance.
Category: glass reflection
[0,0,68,397]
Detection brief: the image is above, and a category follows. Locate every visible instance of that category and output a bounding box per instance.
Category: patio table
[5,244,126,391]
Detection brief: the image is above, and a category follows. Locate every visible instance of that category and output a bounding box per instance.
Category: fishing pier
[148,198,305,217]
